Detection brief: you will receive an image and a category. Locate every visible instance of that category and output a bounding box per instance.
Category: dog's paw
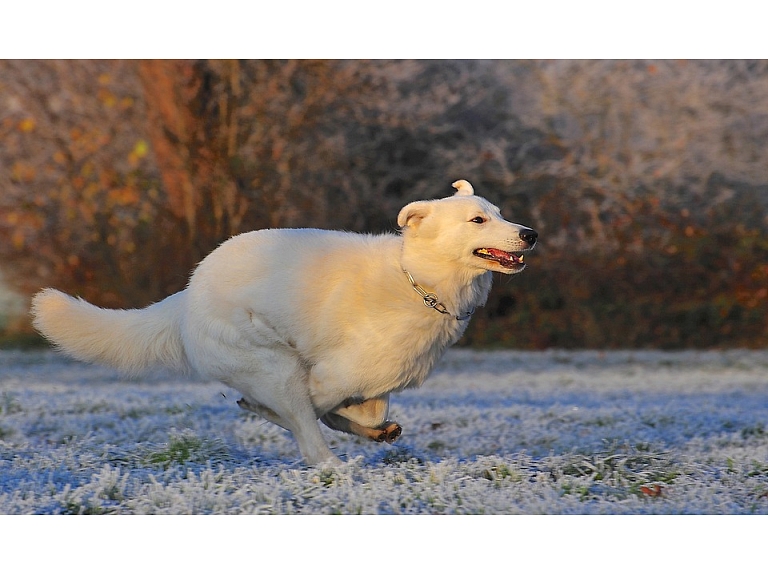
[375,421,402,444]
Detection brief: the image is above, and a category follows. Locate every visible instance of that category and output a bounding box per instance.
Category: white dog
[31,180,537,466]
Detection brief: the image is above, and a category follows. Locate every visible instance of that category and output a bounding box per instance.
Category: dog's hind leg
[239,390,341,466]
[229,349,341,467]
[237,397,290,430]
[321,395,402,444]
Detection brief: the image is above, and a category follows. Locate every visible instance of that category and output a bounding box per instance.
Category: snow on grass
[1,349,767,514]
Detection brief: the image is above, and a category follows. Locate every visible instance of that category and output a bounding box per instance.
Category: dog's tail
[30,288,188,375]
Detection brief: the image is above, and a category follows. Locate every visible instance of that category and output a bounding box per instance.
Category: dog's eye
[470,216,486,224]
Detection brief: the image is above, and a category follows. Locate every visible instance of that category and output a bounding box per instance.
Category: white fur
[31,180,535,466]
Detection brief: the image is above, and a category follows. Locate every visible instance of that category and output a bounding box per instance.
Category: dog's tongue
[484,248,514,260]
[483,248,523,267]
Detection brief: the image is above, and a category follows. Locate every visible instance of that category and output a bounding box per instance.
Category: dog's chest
[350,314,468,396]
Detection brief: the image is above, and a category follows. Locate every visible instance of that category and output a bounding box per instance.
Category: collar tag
[402,269,474,321]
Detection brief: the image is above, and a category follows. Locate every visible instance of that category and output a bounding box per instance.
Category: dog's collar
[402,269,474,321]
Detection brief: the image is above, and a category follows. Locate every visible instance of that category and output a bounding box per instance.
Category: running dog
[31,180,537,466]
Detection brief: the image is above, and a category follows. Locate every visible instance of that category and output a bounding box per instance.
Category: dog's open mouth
[473,248,525,269]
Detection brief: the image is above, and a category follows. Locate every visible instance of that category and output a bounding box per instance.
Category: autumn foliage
[1,60,767,348]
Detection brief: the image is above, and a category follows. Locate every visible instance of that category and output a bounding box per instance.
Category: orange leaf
[18,117,36,132]
[109,187,140,206]
[640,485,663,497]
[11,161,36,183]
[11,229,25,249]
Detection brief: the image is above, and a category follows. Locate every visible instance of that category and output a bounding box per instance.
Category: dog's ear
[452,180,474,196]
[397,201,432,228]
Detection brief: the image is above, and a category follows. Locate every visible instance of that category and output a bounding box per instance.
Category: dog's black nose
[519,228,538,247]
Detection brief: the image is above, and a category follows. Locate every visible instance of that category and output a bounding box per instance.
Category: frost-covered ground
[1,349,767,514]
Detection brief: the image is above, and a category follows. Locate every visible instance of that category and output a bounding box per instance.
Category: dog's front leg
[320,395,402,444]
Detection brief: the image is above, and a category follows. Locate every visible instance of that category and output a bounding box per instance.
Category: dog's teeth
[519,255,524,263]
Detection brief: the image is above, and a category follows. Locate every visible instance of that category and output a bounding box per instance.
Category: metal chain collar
[402,269,475,321]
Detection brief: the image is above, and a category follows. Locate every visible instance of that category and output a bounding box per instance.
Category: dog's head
[397,180,537,275]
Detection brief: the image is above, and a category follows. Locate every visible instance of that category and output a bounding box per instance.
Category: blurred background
[1,59,767,349]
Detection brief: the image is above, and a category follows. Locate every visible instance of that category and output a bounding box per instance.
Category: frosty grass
[1,348,767,514]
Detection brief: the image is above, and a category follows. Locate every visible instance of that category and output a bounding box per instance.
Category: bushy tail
[30,288,188,375]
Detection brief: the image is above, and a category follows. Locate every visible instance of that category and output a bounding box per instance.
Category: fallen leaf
[640,485,663,497]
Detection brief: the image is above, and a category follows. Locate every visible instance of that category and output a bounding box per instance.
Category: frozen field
[1,348,767,514]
